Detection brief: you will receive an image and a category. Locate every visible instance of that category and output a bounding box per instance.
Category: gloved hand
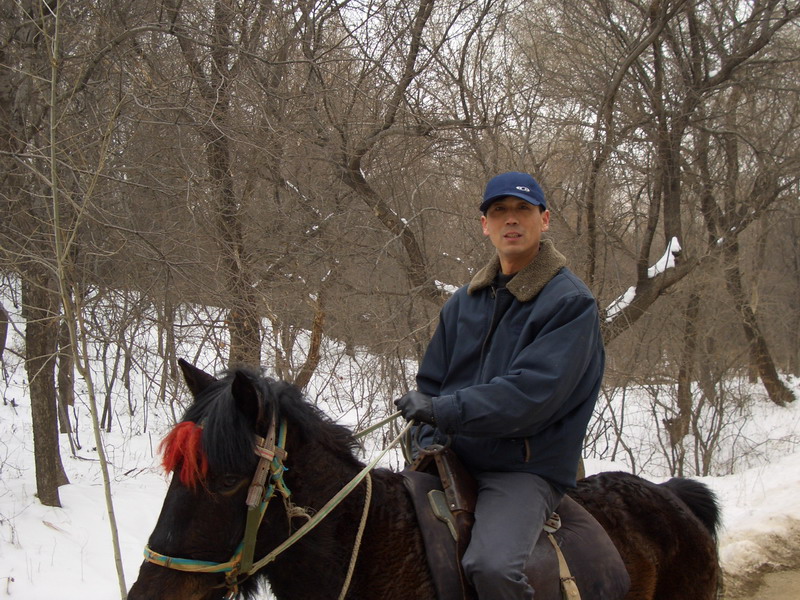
[394,391,436,425]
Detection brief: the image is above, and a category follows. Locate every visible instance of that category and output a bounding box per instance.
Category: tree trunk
[293,296,325,391]
[57,318,74,433]
[723,239,794,406]
[676,293,701,430]
[0,301,8,364]
[22,268,69,506]
[665,291,701,476]
[166,0,262,367]
[206,67,261,368]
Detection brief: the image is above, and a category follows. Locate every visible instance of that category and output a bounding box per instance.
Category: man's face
[481,197,550,273]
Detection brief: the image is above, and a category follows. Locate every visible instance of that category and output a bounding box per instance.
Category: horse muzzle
[128,561,230,600]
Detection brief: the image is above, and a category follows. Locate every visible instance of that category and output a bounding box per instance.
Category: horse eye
[219,474,245,492]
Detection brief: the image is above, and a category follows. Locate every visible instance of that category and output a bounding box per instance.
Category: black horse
[129,361,722,600]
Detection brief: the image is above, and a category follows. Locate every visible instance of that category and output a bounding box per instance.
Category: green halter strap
[143,416,289,598]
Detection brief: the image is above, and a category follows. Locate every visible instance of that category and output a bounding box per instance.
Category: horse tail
[660,478,721,541]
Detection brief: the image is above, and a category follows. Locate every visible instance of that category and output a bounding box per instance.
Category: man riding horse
[396,171,605,599]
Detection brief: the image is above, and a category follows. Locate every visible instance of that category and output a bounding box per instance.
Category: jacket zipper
[477,285,514,383]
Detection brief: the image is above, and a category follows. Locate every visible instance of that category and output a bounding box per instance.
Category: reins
[144,409,409,599]
[247,415,411,571]
[144,414,292,596]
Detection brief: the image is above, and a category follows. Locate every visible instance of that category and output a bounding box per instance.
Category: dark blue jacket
[416,240,604,493]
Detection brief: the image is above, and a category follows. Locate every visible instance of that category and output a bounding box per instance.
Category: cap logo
[516,186,530,192]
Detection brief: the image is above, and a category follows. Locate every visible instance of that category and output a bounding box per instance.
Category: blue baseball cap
[480,171,546,213]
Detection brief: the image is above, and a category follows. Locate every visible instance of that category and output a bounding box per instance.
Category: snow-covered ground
[1,307,798,598]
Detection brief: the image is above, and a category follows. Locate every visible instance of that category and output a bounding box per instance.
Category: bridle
[143,412,292,598]
[142,410,412,599]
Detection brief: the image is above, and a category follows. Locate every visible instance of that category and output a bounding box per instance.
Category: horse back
[570,471,721,600]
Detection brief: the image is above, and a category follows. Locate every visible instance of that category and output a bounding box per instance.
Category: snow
[647,237,681,278]
[435,280,460,296]
[1,308,799,597]
[605,237,682,321]
[711,449,800,575]
[605,285,635,321]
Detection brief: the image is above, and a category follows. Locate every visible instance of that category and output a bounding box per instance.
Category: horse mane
[160,366,363,488]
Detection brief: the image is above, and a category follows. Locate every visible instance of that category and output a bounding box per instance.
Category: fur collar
[468,239,567,302]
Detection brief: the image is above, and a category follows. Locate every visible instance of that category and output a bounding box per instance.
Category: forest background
[1,0,799,543]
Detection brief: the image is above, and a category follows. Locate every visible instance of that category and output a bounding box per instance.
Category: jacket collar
[468,239,567,302]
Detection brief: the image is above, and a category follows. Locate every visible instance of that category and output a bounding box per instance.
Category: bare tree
[1,0,70,507]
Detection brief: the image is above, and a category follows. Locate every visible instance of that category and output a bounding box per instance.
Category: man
[395,171,605,599]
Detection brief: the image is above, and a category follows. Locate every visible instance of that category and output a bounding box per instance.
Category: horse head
[128,360,301,600]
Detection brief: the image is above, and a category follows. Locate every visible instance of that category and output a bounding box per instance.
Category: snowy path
[751,570,800,599]
[729,568,800,599]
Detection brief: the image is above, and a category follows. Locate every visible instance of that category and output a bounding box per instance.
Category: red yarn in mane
[160,421,208,489]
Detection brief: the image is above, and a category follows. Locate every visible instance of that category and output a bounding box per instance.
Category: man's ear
[541,209,550,232]
[178,359,217,396]
[481,214,489,236]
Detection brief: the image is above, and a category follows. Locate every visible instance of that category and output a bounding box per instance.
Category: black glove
[394,391,436,425]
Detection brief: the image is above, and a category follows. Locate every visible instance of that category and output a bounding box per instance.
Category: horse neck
[283,432,364,514]
[264,441,435,599]
[261,435,370,595]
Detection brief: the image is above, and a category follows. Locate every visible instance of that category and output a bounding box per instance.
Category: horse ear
[231,370,263,425]
[178,359,217,396]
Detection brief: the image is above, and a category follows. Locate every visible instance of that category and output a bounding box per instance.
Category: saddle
[401,446,630,600]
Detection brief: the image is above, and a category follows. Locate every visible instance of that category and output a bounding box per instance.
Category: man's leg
[462,471,562,599]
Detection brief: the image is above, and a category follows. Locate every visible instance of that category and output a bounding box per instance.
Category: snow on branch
[435,280,459,296]
[647,237,681,278]
[605,237,681,322]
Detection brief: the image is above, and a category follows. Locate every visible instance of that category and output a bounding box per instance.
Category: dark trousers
[462,471,562,599]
